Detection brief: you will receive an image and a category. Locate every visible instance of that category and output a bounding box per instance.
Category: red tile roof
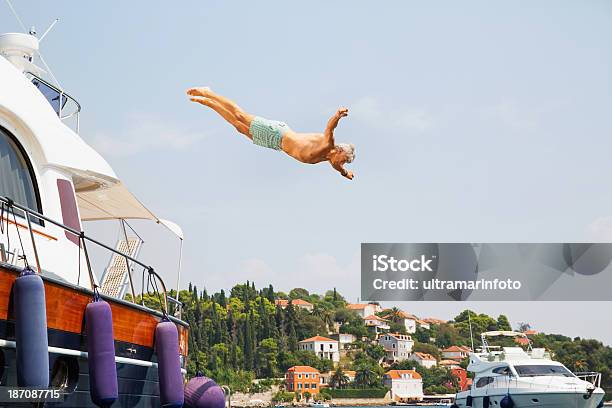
[413,352,436,361]
[347,303,369,310]
[443,346,471,352]
[287,366,320,373]
[422,318,447,325]
[385,370,422,380]
[382,310,417,320]
[439,359,461,366]
[275,299,313,307]
[299,335,336,343]
[364,314,387,321]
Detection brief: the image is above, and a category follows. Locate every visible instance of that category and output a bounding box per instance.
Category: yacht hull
[0,264,189,407]
[455,391,605,408]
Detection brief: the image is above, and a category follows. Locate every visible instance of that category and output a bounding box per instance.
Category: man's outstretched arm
[324,107,349,145]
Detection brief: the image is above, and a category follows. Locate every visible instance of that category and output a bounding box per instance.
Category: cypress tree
[267,284,275,303]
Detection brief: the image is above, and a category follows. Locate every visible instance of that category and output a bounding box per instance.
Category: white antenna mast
[4,0,27,32]
[39,18,59,42]
[468,311,475,351]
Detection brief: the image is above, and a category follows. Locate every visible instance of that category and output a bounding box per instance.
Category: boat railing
[0,195,174,317]
[575,372,602,388]
[25,72,82,133]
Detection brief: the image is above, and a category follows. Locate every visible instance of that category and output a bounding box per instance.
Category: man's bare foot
[188,96,212,106]
[187,87,212,97]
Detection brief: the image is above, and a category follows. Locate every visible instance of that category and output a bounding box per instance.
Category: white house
[378,333,414,362]
[416,319,431,330]
[364,314,390,334]
[442,346,471,360]
[439,359,462,370]
[346,303,381,318]
[409,352,437,369]
[383,370,424,402]
[299,336,340,362]
[331,333,356,348]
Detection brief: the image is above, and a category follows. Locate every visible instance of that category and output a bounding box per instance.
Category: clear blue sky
[2,1,612,343]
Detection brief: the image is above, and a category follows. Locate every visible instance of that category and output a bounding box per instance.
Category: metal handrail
[0,195,169,313]
[25,72,82,132]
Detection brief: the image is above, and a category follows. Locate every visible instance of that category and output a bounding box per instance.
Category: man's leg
[189,96,252,137]
[188,88,254,132]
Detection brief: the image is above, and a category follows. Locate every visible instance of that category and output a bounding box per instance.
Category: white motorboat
[0,18,189,408]
[453,331,605,408]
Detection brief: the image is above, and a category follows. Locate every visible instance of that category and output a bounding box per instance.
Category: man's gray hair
[336,143,356,163]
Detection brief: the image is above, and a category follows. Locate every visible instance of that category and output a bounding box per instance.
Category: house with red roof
[285,366,320,396]
[422,317,447,325]
[408,352,437,368]
[441,345,471,360]
[275,298,314,311]
[364,314,390,334]
[439,359,462,370]
[299,335,340,362]
[383,370,423,402]
[346,303,382,318]
[449,367,470,391]
[381,310,417,334]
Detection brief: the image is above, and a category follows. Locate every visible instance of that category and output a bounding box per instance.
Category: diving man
[187,87,355,180]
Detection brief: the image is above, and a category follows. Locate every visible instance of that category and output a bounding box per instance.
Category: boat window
[492,366,511,375]
[475,377,494,388]
[31,77,67,116]
[0,127,42,222]
[514,365,573,377]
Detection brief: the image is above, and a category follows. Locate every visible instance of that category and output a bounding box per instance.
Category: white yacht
[453,331,604,408]
[0,27,189,407]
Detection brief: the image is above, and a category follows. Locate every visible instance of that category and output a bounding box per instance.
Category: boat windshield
[514,365,574,377]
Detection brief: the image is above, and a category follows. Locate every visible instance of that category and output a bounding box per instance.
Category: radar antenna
[3,1,63,88]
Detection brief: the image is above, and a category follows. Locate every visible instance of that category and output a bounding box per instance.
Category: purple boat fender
[156,319,185,407]
[86,298,118,407]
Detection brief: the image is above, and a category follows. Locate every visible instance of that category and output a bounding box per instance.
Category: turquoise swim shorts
[249,116,290,150]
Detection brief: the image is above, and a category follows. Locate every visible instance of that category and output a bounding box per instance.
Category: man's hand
[336,107,349,118]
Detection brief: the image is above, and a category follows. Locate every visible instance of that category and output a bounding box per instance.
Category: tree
[355,364,379,388]
[496,315,512,331]
[517,322,531,333]
[386,307,403,323]
[272,391,294,403]
[303,391,312,402]
[289,288,310,300]
[315,358,334,373]
[255,338,278,378]
[330,367,350,389]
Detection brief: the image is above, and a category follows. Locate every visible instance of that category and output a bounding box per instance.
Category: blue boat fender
[14,266,49,387]
[500,394,514,408]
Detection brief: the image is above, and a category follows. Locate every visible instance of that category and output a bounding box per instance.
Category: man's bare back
[187,87,355,180]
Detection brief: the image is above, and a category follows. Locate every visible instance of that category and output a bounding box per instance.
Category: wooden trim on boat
[0,265,188,356]
[0,215,58,241]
